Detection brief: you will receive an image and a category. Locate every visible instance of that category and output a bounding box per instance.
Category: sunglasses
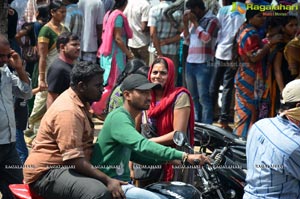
[0,53,12,59]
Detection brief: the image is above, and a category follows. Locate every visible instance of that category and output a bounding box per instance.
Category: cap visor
[135,83,161,90]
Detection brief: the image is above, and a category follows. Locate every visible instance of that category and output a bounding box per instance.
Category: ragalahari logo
[231,2,299,16]
[231,2,246,14]
[246,3,299,16]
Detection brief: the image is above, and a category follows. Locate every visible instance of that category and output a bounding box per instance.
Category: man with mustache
[46,31,81,108]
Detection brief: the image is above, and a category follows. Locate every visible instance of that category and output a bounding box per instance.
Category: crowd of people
[1,0,300,198]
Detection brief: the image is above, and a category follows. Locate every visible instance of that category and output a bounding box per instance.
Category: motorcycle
[145,123,247,199]
[194,122,247,199]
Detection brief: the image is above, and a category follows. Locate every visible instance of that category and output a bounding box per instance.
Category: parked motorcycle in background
[145,123,247,199]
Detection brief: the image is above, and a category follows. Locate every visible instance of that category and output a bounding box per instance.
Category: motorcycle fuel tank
[145,181,202,199]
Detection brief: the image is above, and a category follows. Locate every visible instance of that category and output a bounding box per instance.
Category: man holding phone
[0,34,32,199]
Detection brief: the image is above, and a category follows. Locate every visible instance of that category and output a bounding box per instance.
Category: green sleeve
[110,111,183,162]
[38,26,48,38]
[130,150,166,165]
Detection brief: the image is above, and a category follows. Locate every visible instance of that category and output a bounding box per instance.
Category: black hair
[151,57,169,70]
[265,16,297,36]
[280,16,298,27]
[266,16,282,29]
[223,0,233,6]
[56,31,79,50]
[21,22,34,31]
[69,0,79,3]
[245,10,261,22]
[20,22,35,43]
[135,66,149,77]
[49,0,65,17]
[116,58,147,85]
[104,58,148,114]
[186,0,205,10]
[36,4,50,23]
[111,0,127,12]
[70,61,104,87]
[266,16,297,28]
[265,16,283,35]
[62,0,79,4]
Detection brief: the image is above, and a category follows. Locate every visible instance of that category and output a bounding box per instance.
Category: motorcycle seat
[9,184,44,199]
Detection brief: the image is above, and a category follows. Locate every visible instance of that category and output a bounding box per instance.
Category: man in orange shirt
[23,61,126,199]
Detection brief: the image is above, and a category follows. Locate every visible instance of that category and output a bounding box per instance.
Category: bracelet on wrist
[182,152,189,164]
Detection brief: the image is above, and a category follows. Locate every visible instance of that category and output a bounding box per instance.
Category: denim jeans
[185,62,213,124]
[15,129,28,164]
[0,143,23,199]
[122,184,168,199]
[209,59,237,123]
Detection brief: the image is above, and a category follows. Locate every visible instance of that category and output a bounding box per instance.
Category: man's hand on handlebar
[186,154,210,166]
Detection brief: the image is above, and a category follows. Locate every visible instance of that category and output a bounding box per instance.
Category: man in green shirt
[91,74,208,199]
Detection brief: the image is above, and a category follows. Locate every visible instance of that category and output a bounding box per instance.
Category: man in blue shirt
[244,79,300,199]
[0,34,32,199]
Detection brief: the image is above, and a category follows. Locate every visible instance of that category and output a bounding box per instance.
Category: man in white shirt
[0,34,32,199]
[209,0,245,130]
[78,0,105,63]
[124,0,151,65]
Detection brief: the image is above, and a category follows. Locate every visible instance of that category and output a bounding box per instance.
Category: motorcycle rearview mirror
[173,131,187,147]
[173,131,194,151]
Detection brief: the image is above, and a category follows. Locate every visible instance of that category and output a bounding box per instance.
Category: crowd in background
[3,0,300,167]
[1,0,300,198]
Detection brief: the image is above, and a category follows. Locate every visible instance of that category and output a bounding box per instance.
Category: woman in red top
[146,57,195,182]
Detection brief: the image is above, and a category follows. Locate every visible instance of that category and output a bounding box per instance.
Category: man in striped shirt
[182,0,219,124]
[148,0,183,83]
[63,0,83,40]
[244,79,300,199]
